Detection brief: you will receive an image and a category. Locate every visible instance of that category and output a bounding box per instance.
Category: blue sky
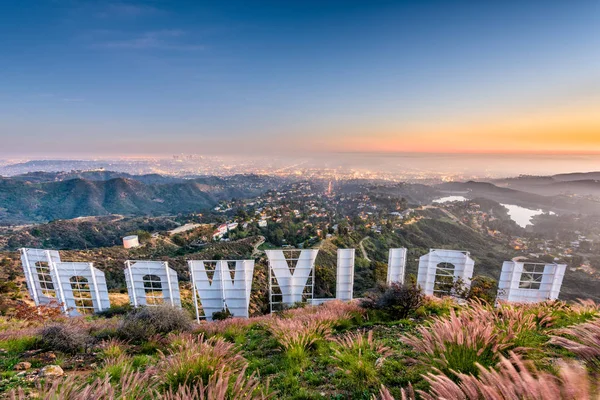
[1,1,599,156]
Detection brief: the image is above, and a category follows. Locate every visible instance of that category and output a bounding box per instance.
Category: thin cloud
[94,29,204,50]
[95,2,163,18]
[25,93,85,103]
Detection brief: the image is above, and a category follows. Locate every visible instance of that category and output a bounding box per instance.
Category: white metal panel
[189,260,255,321]
[124,260,181,307]
[417,249,475,296]
[497,261,567,303]
[189,260,224,321]
[221,260,254,319]
[336,249,355,301]
[54,262,111,316]
[387,248,407,285]
[266,249,318,310]
[19,248,62,307]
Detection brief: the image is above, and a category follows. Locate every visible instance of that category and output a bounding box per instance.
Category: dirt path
[251,236,265,258]
[359,237,371,262]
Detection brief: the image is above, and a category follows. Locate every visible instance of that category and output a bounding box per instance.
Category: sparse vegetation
[0,297,598,399]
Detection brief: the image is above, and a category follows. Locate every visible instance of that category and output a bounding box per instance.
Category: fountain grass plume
[8,369,159,400]
[163,366,273,400]
[400,304,514,375]
[550,317,600,369]
[157,332,247,390]
[377,352,596,400]
[332,329,393,358]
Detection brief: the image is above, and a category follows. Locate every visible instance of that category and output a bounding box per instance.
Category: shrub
[39,324,93,354]
[465,276,497,303]
[362,281,425,320]
[415,296,457,318]
[10,300,66,323]
[212,308,233,321]
[118,306,192,342]
[96,304,133,318]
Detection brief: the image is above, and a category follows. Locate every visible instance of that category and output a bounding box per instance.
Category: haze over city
[1,0,599,158]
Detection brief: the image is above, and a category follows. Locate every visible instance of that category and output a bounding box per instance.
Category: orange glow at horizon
[324,104,600,155]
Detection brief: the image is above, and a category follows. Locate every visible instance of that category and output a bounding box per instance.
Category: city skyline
[1,1,599,156]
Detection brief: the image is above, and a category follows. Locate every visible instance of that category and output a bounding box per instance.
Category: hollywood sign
[19,246,566,319]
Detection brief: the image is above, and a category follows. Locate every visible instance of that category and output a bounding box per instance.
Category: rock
[14,362,32,371]
[39,365,64,378]
[22,349,42,358]
[38,352,57,363]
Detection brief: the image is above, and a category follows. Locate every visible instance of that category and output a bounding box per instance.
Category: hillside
[0,174,281,225]
[436,181,600,215]
[9,171,186,185]
[490,172,600,197]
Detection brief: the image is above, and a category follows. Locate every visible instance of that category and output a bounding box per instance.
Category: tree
[373,261,387,284]
[466,276,498,303]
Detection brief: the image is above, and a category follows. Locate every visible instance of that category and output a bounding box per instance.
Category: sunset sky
[1,1,599,156]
